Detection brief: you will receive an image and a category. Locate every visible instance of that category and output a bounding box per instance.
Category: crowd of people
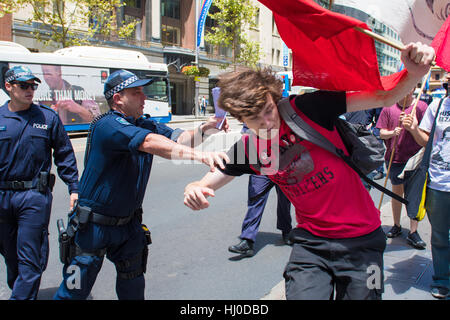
[0,39,448,300]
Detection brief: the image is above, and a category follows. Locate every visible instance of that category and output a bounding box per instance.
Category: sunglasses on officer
[10,81,39,91]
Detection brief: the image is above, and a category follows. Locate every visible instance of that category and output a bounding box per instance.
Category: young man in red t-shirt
[183,42,435,300]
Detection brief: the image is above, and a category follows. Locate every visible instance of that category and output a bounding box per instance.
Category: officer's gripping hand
[197,151,230,172]
[184,183,215,211]
[69,193,78,211]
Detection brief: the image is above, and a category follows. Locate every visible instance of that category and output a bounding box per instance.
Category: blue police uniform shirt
[0,101,79,194]
[79,111,180,217]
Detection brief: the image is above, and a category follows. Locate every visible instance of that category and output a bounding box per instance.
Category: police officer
[0,66,79,300]
[54,69,229,300]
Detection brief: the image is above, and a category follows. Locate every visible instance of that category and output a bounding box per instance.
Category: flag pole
[354,27,436,66]
[354,26,405,50]
[411,68,433,115]
[377,96,407,210]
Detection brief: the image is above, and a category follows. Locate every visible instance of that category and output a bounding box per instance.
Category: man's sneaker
[406,231,426,249]
[228,239,255,257]
[386,225,402,238]
[373,172,385,180]
[282,232,293,246]
[431,287,449,299]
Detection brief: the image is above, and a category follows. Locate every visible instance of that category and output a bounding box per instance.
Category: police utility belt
[0,172,56,192]
[57,202,152,266]
[71,204,144,228]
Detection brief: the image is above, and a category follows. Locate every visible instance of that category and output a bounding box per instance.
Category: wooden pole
[411,68,432,115]
[377,96,407,210]
[354,27,436,66]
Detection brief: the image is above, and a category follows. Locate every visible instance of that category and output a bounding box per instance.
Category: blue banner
[197,0,213,47]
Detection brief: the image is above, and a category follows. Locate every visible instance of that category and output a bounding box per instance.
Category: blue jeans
[425,187,450,290]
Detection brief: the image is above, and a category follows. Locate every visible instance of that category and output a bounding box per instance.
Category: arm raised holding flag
[347,42,435,112]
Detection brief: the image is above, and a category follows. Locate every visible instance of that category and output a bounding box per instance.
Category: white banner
[334,0,449,45]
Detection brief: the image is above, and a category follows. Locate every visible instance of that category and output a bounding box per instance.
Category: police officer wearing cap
[54,69,229,300]
[0,66,79,300]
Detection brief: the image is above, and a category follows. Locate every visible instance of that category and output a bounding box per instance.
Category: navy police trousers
[240,175,292,242]
[0,189,52,300]
[54,217,148,300]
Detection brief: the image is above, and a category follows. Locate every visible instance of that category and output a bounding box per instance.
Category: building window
[254,8,260,28]
[161,24,180,45]
[161,0,180,19]
[122,0,144,40]
[272,16,279,35]
[125,0,142,8]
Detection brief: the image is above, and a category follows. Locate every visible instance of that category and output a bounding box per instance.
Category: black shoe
[282,232,293,246]
[386,225,402,238]
[228,239,255,256]
[373,172,385,180]
[431,286,449,299]
[407,231,426,249]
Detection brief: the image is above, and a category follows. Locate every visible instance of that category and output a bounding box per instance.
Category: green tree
[1,0,139,48]
[205,0,262,69]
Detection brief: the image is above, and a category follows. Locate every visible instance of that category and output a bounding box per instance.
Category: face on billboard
[11,63,107,125]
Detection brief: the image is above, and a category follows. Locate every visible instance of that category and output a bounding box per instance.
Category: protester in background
[228,124,292,257]
[366,107,386,180]
[184,42,435,300]
[0,66,79,299]
[376,90,428,249]
[200,96,207,116]
[402,84,449,299]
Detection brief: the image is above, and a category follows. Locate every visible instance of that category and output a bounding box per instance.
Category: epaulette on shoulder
[38,104,57,114]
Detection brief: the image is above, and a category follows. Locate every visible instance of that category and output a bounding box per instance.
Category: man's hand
[197,151,230,172]
[184,183,215,210]
[401,42,435,78]
[402,109,419,133]
[69,193,78,211]
[392,127,402,137]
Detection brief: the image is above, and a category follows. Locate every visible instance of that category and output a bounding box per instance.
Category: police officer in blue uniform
[0,66,79,300]
[54,69,229,300]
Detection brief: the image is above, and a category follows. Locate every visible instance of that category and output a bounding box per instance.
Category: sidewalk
[262,199,436,300]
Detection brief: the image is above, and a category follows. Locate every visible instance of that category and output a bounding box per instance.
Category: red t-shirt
[222,92,381,239]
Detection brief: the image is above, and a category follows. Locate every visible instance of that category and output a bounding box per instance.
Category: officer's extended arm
[138,133,230,172]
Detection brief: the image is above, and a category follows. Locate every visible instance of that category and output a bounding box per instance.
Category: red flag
[432,16,450,72]
[258,0,406,91]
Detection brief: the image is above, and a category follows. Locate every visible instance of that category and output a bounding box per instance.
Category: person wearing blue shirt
[0,66,79,300]
[54,69,229,300]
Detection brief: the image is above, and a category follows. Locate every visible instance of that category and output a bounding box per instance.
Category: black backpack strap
[278,98,407,204]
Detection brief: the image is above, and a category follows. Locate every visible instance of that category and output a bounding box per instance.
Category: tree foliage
[205,0,262,69]
[1,0,139,48]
